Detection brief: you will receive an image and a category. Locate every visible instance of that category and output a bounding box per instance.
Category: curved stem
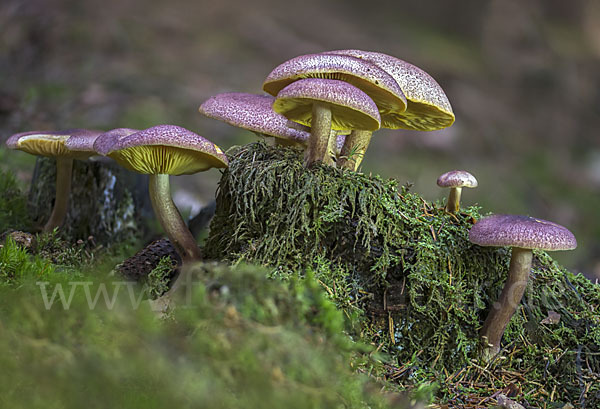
[338,130,372,171]
[445,187,462,213]
[480,247,532,360]
[148,174,201,263]
[304,102,332,167]
[43,157,73,233]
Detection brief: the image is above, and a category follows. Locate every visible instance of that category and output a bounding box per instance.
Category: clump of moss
[205,142,600,406]
[146,255,176,299]
[0,261,410,409]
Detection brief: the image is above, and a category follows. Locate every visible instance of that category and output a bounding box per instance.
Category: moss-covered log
[205,142,600,406]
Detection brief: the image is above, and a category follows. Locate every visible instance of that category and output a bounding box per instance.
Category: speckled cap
[323,50,454,131]
[198,93,310,144]
[93,128,140,156]
[437,170,478,188]
[263,53,406,123]
[273,78,381,131]
[99,124,228,175]
[6,129,101,159]
[469,214,577,251]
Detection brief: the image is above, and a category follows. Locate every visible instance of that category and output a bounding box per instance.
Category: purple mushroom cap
[437,170,478,188]
[273,78,381,131]
[263,53,407,121]
[323,49,455,131]
[102,124,228,175]
[199,92,310,143]
[64,129,103,153]
[93,128,140,156]
[469,214,577,251]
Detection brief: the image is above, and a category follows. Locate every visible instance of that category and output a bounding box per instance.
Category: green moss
[145,255,176,299]
[0,237,57,286]
[0,261,408,409]
[205,142,600,406]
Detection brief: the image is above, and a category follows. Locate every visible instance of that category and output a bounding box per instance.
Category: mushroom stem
[43,157,73,233]
[148,173,201,263]
[324,129,338,165]
[445,187,463,213]
[338,130,372,171]
[480,247,532,360]
[305,102,332,167]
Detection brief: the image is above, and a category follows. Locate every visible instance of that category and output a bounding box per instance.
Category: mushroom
[272,78,381,166]
[263,53,405,166]
[323,50,455,170]
[437,170,478,213]
[198,92,311,147]
[469,214,577,359]
[93,124,228,264]
[6,129,102,232]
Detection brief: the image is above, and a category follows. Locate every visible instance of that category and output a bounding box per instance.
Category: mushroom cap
[273,78,381,131]
[263,53,407,126]
[100,124,228,175]
[437,170,478,188]
[198,92,310,144]
[323,49,454,131]
[93,128,140,156]
[6,129,101,159]
[469,214,577,251]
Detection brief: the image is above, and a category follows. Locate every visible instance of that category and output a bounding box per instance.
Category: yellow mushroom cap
[101,124,228,176]
[6,129,101,159]
[273,78,381,131]
[323,49,455,131]
[263,53,406,124]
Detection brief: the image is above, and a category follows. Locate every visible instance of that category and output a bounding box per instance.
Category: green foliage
[146,256,176,299]
[0,168,30,232]
[205,142,600,406]
[0,261,405,409]
[0,237,56,285]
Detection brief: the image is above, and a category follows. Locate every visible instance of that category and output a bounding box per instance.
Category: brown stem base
[480,247,532,360]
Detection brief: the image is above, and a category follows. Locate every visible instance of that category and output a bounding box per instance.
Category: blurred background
[1,0,598,278]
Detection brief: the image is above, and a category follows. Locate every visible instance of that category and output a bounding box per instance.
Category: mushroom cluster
[6,124,228,296]
[4,49,580,367]
[199,49,455,170]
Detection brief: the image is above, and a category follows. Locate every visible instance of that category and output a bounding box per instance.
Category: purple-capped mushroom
[6,128,102,232]
[93,124,228,264]
[437,170,478,213]
[198,92,310,147]
[322,50,455,171]
[273,78,380,166]
[469,214,577,360]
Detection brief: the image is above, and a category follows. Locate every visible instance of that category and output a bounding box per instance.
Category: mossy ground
[0,170,411,409]
[206,142,600,408]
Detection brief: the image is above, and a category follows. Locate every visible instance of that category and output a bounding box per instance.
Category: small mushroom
[272,78,380,166]
[6,129,102,232]
[94,124,228,264]
[198,92,310,147]
[437,170,478,213]
[469,214,577,359]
